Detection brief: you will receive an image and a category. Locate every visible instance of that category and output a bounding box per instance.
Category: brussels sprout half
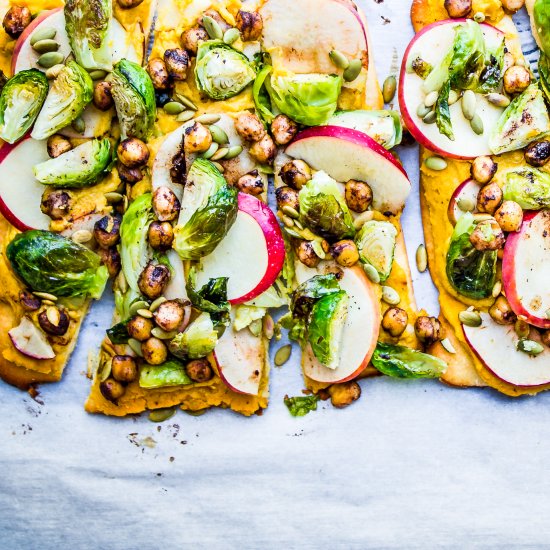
[534,0,550,57]
[0,70,48,144]
[503,168,550,210]
[355,220,397,283]
[139,359,192,389]
[169,312,218,360]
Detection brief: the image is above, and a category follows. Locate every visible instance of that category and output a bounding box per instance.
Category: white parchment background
[1,3,549,549]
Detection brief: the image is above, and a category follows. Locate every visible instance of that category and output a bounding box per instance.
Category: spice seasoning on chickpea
[279,159,312,189]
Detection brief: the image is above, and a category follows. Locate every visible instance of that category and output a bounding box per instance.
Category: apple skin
[447,178,480,225]
[8,317,55,360]
[331,0,368,45]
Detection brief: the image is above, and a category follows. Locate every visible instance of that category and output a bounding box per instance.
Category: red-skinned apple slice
[194,193,285,305]
[399,19,506,159]
[502,210,550,329]
[285,126,410,214]
[9,316,55,360]
[0,137,51,231]
[463,312,550,387]
[447,178,480,225]
[295,262,380,383]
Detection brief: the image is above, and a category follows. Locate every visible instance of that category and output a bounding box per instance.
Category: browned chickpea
[164,48,189,81]
[152,186,181,221]
[111,355,138,383]
[93,81,113,111]
[100,378,126,403]
[235,170,264,196]
[38,306,70,336]
[41,189,71,220]
[117,138,150,168]
[138,263,171,300]
[525,140,550,167]
[93,214,121,248]
[127,315,154,341]
[477,182,502,214]
[271,114,298,146]
[414,316,443,345]
[249,134,276,164]
[47,134,72,158]
[469,219,505,251]
[279,159,312,190]
[235,10,263,41]
[2,6,31,38]
[117,0,144,8]
[275,186,300,211]
[19,290,41,312]
[330,240,359,267]
[147,57,171,90]
[489,295,517,325]
[117,162,143,184]
[503,65,530,95]
[328,381,361,408]
[494,200,523,232]
[141,337,168,365]
[382,307,409,338]
[295,240,320,268]
[444,0,471,17]
[147,221,174,250]
[98,247,121,278]
[181,26,208,55]
[345,179,373,212]
[234,112,266,142]
[184,121,213,154]
[186,358,214,382]
[541,330,550,348]
[501,0,525,13]
[153,299,188,332]
[471,156,497,184]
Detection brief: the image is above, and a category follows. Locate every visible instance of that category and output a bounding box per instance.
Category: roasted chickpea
[271,114,298,146]
[501,0,525,13]
[38,306,70,336]
[117,162,143,184]
[164,48,189,81]
[100,378,125,403]
[382,307,409,338]
[47,134,72,158]
[186,358,214,382]
[279,159,312,190]
[503,65,530,95]
[295,240,320,268]
[127,315,154,342]
[444,0,471,17]
[117,138,150,168]
[93,214,121,248]
[525,140,550,167]
[98,247,121,278]
[541,330,550,348]
[153,299,188,332]
[471,156,497,184]
[147,221,174,250]
[249,134,276,164]
[477,182,502,214]
[345,179,373,213]
[328,381,361,408]
[180,26,208,55]
[184,121,213,154]
[275,186,300,211]
[330,240,359,267]
[138,263,171,300]
[141,337,168,365]
[93,81,113,111]
[494,200,523,232]
[235,10,263,41]
[111,355,138,383]
[2,6,31,38]
[19,290,41,312]
[469,219,505,251]
[170,148,186,184]
[147,57,171,90]
[117,0,144,8]
[489,295,517,325]
[41,190,71,220]
[235,170,264,196]
[152,185,181,221]
[234,112,266,142]
[414,316,443,345]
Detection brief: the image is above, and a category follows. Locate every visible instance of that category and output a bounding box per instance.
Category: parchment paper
[2,3,549,549]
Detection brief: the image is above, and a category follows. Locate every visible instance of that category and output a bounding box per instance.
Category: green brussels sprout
[31,61,93,140]
[64,0,112,70]
[111,59,156,140]
[186,268,230,329]
[503,168,550,210]
[33,138,111,188]
[284,394,319,417]
[371,342,447,379]
[534,0,550,57]
[0,70,48,144]
[298,171,355,241]
[174,158,238,260]
[233,305,267,332]
[7,230,108,299]
[195,40,256,100]
[290,274,341,319]
[253,64,274,123]
[355,220,397,283]
[169,312,219,360]
[307,290,348,369]
[445,213,497,299]
[538,54,550,102]
[139,359,192,389]
[489,85,550,155]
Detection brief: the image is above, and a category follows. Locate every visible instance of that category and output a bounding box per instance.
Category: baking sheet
[1,3,549,548]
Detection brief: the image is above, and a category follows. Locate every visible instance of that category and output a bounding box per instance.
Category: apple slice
[9,316,55,360]
[0,137,51,231]
[295,262,380,383]
[285,126,410,214]
[463,312,550,386]
[194,193,285,304]
[399,19,506,159]
[502,210,550,329]
[164,249,187,301]
[447,178,480,225]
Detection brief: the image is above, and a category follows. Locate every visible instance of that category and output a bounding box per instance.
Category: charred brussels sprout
[503,168,550,210]
[186,270,230,329]
[371,342,447,378]
[169,312,218,360]
[0,70,48,144]
[355,220,397,283]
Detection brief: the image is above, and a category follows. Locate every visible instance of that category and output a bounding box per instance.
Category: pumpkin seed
[37,51,64,68]
[311,239,326,259]
[202,15,223,39]
[176,94,198,110]
[353,211,374,229]
[461,90,476,121]
[32,38,59,54]
[473,213,493,222]
[42,299,55,306]
[71,116,85,134]
[209,124,229,144]
[136,308,154,319]
[422,110,436,124]
[473,11,485,22]
[128,338,144,357]
[417,103,431,118]
[149,296,167,312]
[424,90,439,107]
[194,113,221,124]
[176,110,196,122]
[424,156,447,171]
[184,409,207,416]
[151,327,177,340]
[148,407,177,422]
[211,161,224,172]
[164,101,185,115]
[486,93,510,108]
[71,229,93,244]
[457,197,475,212]
[280,214,294,228]
[46,306,60,326]
[448,90,459,105]
[201,141,219,159]
[416,244,427,272]
[274,344,292,366]
[459,310,482,327]
[343,59,362,82]
[105,191,124,204]
[45,63,64,79]
[223,27,240,45]
[440,338,456,354]
[492,280,502,298]
[116,270,128,294]
[382,285,400,305]
[283,227,302,239]
[121,195,129,213]
[223,145,242,159]
[282,205,299,219]
[88,69,107,80]
[96,359,112,382]
[292,219,303,229]
[210,146,229,161]
[514,319,530,339]
[30,27,57,45]
[263,314,274,340]
[470,113,484,135]
[329,49,350,70]
[129,300,150,317]
[517,339,544,356]
[33,291,57,301]
[382,75,397,103]
[363,263,380,284]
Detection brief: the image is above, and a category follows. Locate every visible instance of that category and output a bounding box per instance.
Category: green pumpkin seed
[223,145,242,159]
[149,296,167,312]
[472,213,493,222]
[71,229,92,243]
[194,113,221,124]
[423,110,436,124]
[280,214,294,228]
[473,11,486,23]
[363,263,380,284]
[176,110,196,122]
[88,69,107,80]
[274,344,292,366]
[151,327,177,340]
[30,27,57,45]
[223,27,240,45]
[440,338,456,354]
[517,339,544,356]
[424,90,438,107]
[175,94,198,110]
[148,407,176,422]
[311,239,326,259]
[104,191,124,204]
[492,280,502,298]
[32,39,59,54]
[416,244,427,273]
[129,300,150,317]
[417,103,431,118]
[459,310,482,327]
[470,113,484,135]
[457,197,475,212]
[283,227,302,239]
[282,205,299,219]
[448,90,459,105]
[37,51,64,68]
[136,308,154,319]
[424,156,447,171]
[33,291,57,301]
[382,75,397,104]
[202,15,223,40]
[45,63,64,79]
[96,359,112,382]
[461,90,477,121]
[184,409,207,416]
[329,49,350,70]
[514,319,530,339]
[209,124,229,144]
[46,306,61,326]
[293,219,304,230]
[263,314,275,340]
[211,161,224,172]
[116,271,128,294]
[343,59,362,82]
[486,93,510,108]
[128,338,144,357]
[201,141,219,159]
[41,299,56,306]
[71,116,85,134]
[164,101,185,115]
[210,146,229,161]
[382,285,400,305]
